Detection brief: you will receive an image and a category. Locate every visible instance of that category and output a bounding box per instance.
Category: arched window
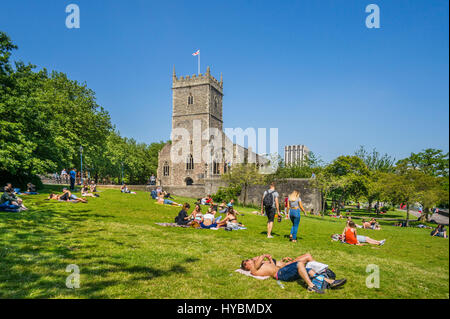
[187,94,194,105]
[213,161,220,175]
[186,154,194,170]
[163,162,170,176]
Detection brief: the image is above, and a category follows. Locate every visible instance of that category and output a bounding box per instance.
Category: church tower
[171,66,223,134]
[157,66,224,186]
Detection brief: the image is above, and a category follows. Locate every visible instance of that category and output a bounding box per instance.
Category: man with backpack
[261,182,280,238]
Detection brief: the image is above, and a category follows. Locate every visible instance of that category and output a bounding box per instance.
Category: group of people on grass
[0,183,31,212]
[47,181,99,203]
[175,200,244,230]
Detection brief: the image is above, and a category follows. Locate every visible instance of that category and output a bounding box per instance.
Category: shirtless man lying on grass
[240,253,346,294]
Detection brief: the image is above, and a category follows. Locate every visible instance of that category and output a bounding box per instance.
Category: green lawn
[0,185,448,299]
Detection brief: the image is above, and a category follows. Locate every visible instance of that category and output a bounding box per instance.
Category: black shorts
[265,206,275,222]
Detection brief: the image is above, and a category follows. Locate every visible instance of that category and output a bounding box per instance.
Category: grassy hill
[0,185,448,299]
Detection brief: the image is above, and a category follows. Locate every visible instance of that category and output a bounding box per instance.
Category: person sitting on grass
[431,224,447,238]
[369,218,381,230]
[217,206,243,228]
[342,221,385,246]
[240,253,347,294]
[19,183,39,195]
[175,203,191,226]
[89,181,97,193]
[1,186,28,210]
[81,184,100,197]
[189,204,203,223]
[218,201,228,214]
[200,206,219,229]
[156,193,181,206]
[163,191,174,199]
[121,184,136,194]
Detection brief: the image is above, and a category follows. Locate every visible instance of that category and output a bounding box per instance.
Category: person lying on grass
[156,193,182,206]
[240,253,347,294]
[342,221,385,246]
[48,189,87,203]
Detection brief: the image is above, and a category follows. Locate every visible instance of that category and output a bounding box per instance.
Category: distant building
[284,145,310,166]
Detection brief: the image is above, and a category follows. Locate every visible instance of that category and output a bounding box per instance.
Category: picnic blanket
[154,222,219,230]
[155,222,190,228]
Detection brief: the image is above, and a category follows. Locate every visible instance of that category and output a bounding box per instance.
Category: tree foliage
[0,31,165,187]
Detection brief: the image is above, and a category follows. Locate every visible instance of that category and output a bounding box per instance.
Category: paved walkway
[399,209,449,225]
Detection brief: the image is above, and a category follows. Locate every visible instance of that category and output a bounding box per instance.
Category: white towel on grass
[305,261,328,274]
[235,269,270,280]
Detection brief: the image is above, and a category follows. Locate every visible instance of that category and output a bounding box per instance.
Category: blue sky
[1,0,448,163]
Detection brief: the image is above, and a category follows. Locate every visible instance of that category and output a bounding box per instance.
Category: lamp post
[79,146,83,185]
[121,162,124,185]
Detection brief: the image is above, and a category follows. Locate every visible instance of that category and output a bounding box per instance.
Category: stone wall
[83,178,321,212]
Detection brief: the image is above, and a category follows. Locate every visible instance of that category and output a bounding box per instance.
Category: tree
[222,163,265,205]
[397,149,449,177]
[270,152,324,179]
[355,146,395,173]
[0,30,167,187]
[381,172,417,226]
[324,156,370,213]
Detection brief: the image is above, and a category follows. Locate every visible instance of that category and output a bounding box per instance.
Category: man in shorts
[261,182,279,238]
[240,253,347,294]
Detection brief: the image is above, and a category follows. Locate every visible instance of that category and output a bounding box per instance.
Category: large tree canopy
[0,31,166,187]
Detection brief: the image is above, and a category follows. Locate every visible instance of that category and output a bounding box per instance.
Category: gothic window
[186,154,194,170]
[187,94,194,105]
[224,162,230,174]
[163,162,170,176]
[213,161,220,175]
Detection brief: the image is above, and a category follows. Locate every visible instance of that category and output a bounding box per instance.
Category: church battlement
[172,66,223,93]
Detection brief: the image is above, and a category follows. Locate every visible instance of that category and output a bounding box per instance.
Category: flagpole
[198,51,200,75]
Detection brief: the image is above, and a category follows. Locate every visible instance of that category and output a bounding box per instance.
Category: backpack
[311,268,336,290]
[263,190,274,208]
[150,190,157,199]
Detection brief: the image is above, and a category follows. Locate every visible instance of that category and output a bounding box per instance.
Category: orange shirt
[345,227,357,245]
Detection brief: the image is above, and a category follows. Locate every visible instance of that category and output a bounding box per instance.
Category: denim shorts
[164,199,174,205]
[357,235,367,243]
[276,262,300,282]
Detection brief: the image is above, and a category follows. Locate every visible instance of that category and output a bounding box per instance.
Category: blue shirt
[69,170,76,179]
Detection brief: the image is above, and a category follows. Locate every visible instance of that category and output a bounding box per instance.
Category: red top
[345,228,357,245]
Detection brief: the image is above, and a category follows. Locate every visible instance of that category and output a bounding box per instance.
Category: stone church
[157,66,266,187]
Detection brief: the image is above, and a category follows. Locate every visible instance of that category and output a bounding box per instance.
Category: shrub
[212,185,241,203]
[0,171,43,191]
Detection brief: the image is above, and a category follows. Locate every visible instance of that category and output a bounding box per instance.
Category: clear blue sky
[1,0,448,163]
